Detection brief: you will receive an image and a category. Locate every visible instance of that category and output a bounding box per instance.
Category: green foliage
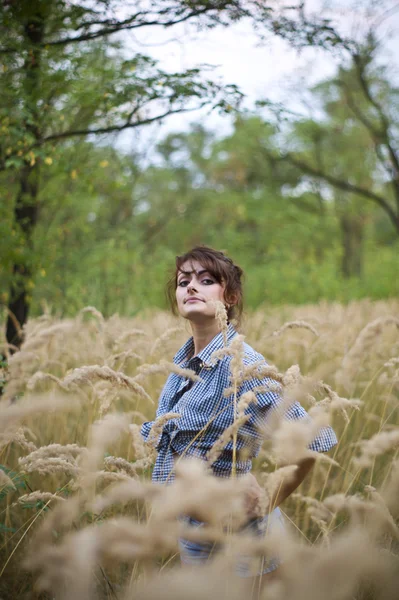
[0,3,398,325]
[8,119,396,318]
[0,464,27,501]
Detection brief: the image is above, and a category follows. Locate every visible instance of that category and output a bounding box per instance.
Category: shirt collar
[173,322,237,368]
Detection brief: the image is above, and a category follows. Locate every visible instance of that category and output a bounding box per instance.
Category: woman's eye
[202,279,215,285]
[178,280,189,287]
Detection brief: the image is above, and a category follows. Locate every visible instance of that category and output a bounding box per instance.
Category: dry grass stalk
[27,371,68,391]
[337,315,399,390]
[271,320,320,338]
[252,382,283,395]
[352,429,399,468]
[0,393,80,433]
[103,456,140,478]
[105,349,142,369]
[18,444,87,476]
[151,459,246,528]
[21,321,76,351]
[134,360,202,384]
[269,408,332,465]
[282,364,302,387]
[240,361,284,383]
[63,365,153,404]
[150,326,183,357]
[269,525,396,600]
[19,443,87,476]
[95,384,119,416]
[314,381,361,424]
[79,306,104,324]
[7,350,40,368]
[206,415,251,466]
[82,414,131,475]
[92,470,133,484]
[20,456,81,476]
[381,459,399,517]
[114,328,148,348]
[323,491,399,541]
[0,469,16,490]
[16,491,66,506]
[261,465,299,511]
[237,391,257,416]
[91,479,157,513]
[291,492,334,523]
[210,300,229,347]
[1,302,399,600]
[129,423,148,459]
[0,426,37,454]
[384,357,399,369]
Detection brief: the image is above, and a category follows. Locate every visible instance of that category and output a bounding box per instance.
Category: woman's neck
[190,321,221,356]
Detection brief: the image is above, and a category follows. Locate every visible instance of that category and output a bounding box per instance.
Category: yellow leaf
[99,160,109,168]
[44,157,53,165]
[71,169,77,180]
[40,268,46,276]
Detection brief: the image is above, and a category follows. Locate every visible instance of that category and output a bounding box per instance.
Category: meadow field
[0,299,398,600]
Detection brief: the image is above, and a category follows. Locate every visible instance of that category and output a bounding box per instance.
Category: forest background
[1,0,399,350]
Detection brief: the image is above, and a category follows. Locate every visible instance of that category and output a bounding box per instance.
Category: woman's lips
[185,298,204,304]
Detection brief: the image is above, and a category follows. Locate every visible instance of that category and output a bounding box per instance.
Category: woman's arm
[243,457,315,518]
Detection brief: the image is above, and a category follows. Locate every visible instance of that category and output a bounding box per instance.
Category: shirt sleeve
[284,401,338,453]
[240,355,338,454]
[140,373,176,444]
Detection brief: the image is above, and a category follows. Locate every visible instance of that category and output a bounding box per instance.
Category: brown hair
[166,246,244,325]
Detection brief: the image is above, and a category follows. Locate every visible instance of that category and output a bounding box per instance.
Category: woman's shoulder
[215,337,269,371]
[242,340,268,366]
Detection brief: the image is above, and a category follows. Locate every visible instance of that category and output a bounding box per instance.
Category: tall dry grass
[0,299,398,600]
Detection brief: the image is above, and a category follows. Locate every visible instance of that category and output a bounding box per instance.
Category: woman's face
[175,260,226,322]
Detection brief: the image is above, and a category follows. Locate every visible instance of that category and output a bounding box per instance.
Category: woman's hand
[242,472,267,519]
[241,458,316,520]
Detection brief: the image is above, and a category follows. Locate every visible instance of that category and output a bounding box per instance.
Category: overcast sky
[116,0,399,156]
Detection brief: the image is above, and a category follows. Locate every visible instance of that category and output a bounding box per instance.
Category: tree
[13,118,398,317]
[0,0,240,348]
[0,0,349,348]
[281,88,379,278]
[266,35,399,237]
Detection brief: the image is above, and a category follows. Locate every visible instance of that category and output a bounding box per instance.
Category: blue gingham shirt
[141,324,337,484]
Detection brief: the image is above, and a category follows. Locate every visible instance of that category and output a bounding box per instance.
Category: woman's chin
[182,307,215,322]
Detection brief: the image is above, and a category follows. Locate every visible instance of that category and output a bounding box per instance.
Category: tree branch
[277,152,399,233]
[40,5,225,48]
[353,54,399,197]
[40,105,203,143]
[340,82,394,177]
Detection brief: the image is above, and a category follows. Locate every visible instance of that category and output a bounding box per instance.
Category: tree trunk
[339,213,364,278]
[6,166,40,346]
[5,6,44,350]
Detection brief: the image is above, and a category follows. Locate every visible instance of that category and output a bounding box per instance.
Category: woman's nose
[187,282,198,293]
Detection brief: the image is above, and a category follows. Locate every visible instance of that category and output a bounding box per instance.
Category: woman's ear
[224,292,237,308]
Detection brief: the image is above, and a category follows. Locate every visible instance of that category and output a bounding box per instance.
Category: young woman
[141,246,337,581]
